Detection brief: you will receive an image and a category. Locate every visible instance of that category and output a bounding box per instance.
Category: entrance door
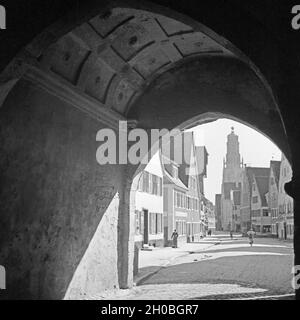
[143,209,149,244]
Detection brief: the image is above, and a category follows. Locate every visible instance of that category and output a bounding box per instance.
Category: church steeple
[225,127,241,169]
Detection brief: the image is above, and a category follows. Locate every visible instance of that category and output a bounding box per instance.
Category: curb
[134,241,220,286]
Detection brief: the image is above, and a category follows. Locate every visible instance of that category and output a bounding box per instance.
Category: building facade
[240,167,270,234]
[268,161,281,237]
[230,189,241,232]
[240,168,252,234]
[215,194,222,231]
[162,132,205,246]
[204,197,216,233]
[277,153,294,240]
[162,158,189,247]
[251,175,271,234]
[134,152,164,248]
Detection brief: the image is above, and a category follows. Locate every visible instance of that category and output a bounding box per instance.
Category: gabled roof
[255,176,269,207]
[270,160,281,187]
[245,167,269,186]
[163,169,188,190]
[161,154,188,191]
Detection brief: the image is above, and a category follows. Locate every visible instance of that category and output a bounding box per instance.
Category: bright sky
[188,118,282,205]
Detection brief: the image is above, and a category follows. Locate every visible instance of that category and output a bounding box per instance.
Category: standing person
[247,229,255,246]
[230,230,233,239]
[171,229,179,248]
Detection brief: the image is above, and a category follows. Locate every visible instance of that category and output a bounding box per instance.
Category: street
[90,233,294,300]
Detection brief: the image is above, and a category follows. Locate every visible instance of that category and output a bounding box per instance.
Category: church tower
[226,127,241,169]
[223,127,243,183]
[220,127,243,231]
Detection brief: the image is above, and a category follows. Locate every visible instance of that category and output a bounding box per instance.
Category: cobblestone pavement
[89,234,295,300]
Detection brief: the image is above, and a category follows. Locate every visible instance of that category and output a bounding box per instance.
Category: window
[187,196,191,210]
[142,172,149,193]
[140,172,162,196]
[262,209,269,217]
[135,210,144,235]
[152,175,158,195]
[263,225,271,233]
[252,196,258,204]
[135,210,140,235]
[176,220,186,235]
[149,212,156,234]
[156,213,163,233]
[175,191,187,208]
[159,177,162,196]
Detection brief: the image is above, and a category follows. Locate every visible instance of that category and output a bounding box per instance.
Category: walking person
[247,229,255,247]
[230,230,233,239]
[171,229,179,248]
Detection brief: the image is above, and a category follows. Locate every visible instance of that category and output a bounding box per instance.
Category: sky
[187,118,282,205]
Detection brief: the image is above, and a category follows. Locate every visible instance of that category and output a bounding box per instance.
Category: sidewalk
[86,238,221,300]
[134,238,221,285]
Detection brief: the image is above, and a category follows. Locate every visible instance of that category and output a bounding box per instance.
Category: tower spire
[226,127,241,169]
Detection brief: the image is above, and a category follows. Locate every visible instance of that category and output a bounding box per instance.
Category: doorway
[143,209,149,245]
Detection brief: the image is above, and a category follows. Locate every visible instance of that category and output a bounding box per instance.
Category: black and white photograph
[0,0,299,309]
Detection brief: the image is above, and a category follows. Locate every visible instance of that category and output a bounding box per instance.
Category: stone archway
[0,2,295,299]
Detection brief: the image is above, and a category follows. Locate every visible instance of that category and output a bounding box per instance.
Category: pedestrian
[230,230,233,239]
[171,229,179,248]
[247,229,255,247]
